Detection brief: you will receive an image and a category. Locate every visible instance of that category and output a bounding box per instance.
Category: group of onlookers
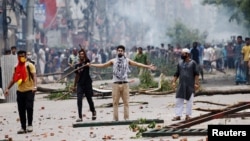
[5,35,250,84]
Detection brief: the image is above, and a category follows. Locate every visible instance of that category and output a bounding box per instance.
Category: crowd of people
[1,35,245,86]
[3,34,250,134]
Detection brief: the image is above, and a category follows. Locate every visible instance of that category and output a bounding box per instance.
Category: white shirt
[38,48,45,62]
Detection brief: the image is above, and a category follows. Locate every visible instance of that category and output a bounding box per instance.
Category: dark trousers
[244,61,249,83]
[227,57,235,69]
[16,90,35,130]
[77,85,95,119]
[216,58,223,69]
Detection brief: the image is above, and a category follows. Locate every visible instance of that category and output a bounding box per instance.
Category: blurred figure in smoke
[241,37,250,84]
[167,45,175,65]
[226,42,235,69]
[222,44,228,69]
[190,42,204,81]
[27,52,35,65]
[38,45,46,76]
[69,0,87,34]
[213,44,225,73]
[11,46,17,55]
[91,48,101,63]
[111,46,116,58]
[198,42,204,67]
[99,48,107,63]
[134,47,149,76]
[65,48,79,81]
[4,49,11,55]
[174,44,182,63]
[86,49,93,62]
[203,43,213,73]
[234,35,246,85]
[160,43,166,59]
[68,48,79,68]
[128,46,137,60]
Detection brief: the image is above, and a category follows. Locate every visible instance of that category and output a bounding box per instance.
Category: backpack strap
[26,62,34,81]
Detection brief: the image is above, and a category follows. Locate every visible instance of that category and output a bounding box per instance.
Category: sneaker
[27,126,33,132]
[76,118,82,122]
[17,128,26,134]
[92,112,96,120]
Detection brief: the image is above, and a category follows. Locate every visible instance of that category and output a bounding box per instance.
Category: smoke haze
[106,0,246,47]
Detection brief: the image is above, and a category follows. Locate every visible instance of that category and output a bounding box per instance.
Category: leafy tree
[202,0,250,34]
[166,20,207,47]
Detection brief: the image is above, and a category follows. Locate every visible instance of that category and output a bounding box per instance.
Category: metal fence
[1,55,17,103]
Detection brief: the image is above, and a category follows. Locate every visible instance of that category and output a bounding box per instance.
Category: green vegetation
[131,71,174,93]
[138,70,158,88]
[166,20,207,47]
[129,118,156,139]
[45,82,74,100]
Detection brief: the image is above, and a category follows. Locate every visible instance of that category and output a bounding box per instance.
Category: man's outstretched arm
[89,59,113,68]
[129,59,156,70]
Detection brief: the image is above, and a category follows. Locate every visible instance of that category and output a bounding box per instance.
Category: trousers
[16,90,35,130]
[77,85,95,119]
[174,93,194,117]
[112,83,129,121]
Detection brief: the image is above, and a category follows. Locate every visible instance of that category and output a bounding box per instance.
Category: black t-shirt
[191,47,200,64]
[75,59,92,86]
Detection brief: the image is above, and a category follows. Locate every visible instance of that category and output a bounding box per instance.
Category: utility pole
[2,0,8,52]
[26,0,34,52]
[89,0,95,47]
[65,0,70,18]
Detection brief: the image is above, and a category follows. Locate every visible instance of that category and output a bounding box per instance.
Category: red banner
[40,0,57,28]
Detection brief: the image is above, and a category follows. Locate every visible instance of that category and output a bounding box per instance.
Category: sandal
[171,116,181,121]
[185,116,191,121]
[92,112,96,120]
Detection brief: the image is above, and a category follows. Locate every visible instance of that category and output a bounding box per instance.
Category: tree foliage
[202,0,250,33]
[166,21,207,47]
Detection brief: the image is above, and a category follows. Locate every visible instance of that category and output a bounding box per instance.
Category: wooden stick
[193,100,229,106]
[193,108,222,112]
[54,92,71,101]
[37,86,64,93]
[37,72,63,77]
[79,44,84,50]
[56,65,87,83]
[96,101,149,108]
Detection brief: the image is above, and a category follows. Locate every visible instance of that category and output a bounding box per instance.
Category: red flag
[40,0,57,28]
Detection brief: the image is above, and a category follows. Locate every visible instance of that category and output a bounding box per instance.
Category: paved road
[1,70,249,141]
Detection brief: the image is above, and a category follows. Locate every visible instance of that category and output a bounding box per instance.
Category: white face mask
[27,55,32,59]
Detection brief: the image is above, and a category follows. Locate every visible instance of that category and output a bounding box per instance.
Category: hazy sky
[107,0,246,46]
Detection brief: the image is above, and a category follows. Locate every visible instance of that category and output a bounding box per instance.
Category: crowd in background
[5,35,249,83]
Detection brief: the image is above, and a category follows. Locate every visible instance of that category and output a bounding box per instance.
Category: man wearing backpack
[4,50,37,134]
[26,51,36,65]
